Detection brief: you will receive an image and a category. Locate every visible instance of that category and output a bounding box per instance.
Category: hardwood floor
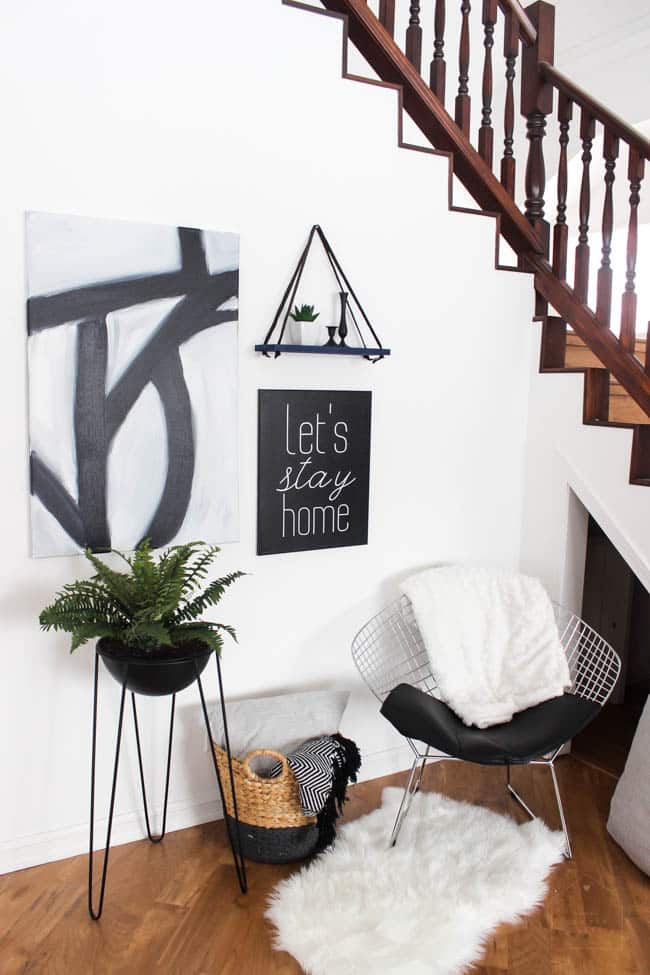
[1,758,648,974]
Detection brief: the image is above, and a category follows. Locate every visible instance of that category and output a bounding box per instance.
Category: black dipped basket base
[227,815,319,865]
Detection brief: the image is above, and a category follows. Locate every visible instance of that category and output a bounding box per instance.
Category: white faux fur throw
[267,787,566,975]
[401,566,571,728]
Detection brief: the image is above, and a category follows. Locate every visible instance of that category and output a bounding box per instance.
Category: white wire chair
[351,596,621,856]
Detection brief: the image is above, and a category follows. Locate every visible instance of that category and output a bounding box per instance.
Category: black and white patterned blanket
[269,733,361,850]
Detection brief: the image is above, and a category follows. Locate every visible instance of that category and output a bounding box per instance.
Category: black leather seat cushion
[381,683,601,765]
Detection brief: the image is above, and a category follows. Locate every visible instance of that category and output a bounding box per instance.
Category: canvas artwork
[26,211,240,558]
[257,389,372,556]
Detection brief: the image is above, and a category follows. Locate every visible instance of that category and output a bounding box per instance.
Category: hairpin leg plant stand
[88,648,247,920]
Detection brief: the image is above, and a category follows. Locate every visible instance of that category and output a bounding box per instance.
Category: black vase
[338,291,349,347]
[97,638,212,696]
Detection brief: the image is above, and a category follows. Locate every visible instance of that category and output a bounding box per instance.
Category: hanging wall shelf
[255,224,391,362]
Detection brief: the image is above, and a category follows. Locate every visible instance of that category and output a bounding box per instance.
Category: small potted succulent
[288,303,321,346]
[39,539,244,696]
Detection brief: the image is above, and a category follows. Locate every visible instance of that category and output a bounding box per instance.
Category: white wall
[0,0,535,873]
[520,322,650,609]
[553,0,650,126]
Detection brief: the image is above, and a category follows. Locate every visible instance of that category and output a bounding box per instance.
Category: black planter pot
[97,638,212,697]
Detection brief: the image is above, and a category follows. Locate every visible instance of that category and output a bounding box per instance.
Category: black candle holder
[324,325,338,347]
[338,292,349,347]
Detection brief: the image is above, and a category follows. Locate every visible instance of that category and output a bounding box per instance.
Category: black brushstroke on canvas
[104,280,237,441]
[146,348,195,548]
[75,317,110,550]
[30,453,86,547]
[178,225,209,277]
[28,226,238,552]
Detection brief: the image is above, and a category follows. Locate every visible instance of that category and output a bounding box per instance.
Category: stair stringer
[283,0,529,276]
[285,0,650,487]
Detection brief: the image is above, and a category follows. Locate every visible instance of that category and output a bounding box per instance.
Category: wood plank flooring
[1,758,648,974]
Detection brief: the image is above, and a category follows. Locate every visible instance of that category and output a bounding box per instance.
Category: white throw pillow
[210,689,350,758]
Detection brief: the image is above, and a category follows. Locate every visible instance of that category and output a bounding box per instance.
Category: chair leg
[413,748,430,794]
[506,764,536,820]
[389,755,421,848]
[549,760,572,860]
[506,761,573,859]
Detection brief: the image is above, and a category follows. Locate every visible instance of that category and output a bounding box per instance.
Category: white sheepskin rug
[266,786,565,975]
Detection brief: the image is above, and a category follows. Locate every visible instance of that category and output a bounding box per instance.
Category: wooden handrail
[302,0,650,424]
[539,61,650,159]
[321,0,544,256]
[497,0,537,46]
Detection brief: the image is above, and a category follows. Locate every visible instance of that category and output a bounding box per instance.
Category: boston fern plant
[39,540,243,655]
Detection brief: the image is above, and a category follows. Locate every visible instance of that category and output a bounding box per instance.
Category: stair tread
[551,333,650,423]
[566,333,647,370]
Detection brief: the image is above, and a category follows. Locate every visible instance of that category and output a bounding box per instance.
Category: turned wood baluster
[430,0,447,103]
[405,2,423,72]
[552,93,572,281]
[620,148,646,354]
[521,2,555,257]
[378,0,396,38]
[500,10,519,197]
[524,110,548,246]
[478,0,497,167]
[455,1,472,136]
[595,129,620,329]
[574,109,596,303]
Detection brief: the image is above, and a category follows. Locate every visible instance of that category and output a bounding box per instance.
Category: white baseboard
[357,743,417,783]
[0,794,221,876]
[0,744,415,876]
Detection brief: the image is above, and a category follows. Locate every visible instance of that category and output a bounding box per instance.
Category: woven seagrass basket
[213,746,319,864]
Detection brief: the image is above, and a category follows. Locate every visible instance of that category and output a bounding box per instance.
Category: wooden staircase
[548,332,650,426]
[284,0,650,484]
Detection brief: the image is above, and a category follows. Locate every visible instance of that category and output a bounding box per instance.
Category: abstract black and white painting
[26,212,239,558]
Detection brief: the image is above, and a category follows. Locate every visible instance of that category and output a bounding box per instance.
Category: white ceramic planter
[289,321,323,346]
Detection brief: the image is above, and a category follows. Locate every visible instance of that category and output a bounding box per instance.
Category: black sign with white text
[257,389,372,556]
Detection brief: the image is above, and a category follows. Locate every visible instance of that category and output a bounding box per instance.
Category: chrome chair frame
[352,596,621,857]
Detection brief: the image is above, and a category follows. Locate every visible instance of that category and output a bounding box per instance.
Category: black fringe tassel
[315,733,362,852]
